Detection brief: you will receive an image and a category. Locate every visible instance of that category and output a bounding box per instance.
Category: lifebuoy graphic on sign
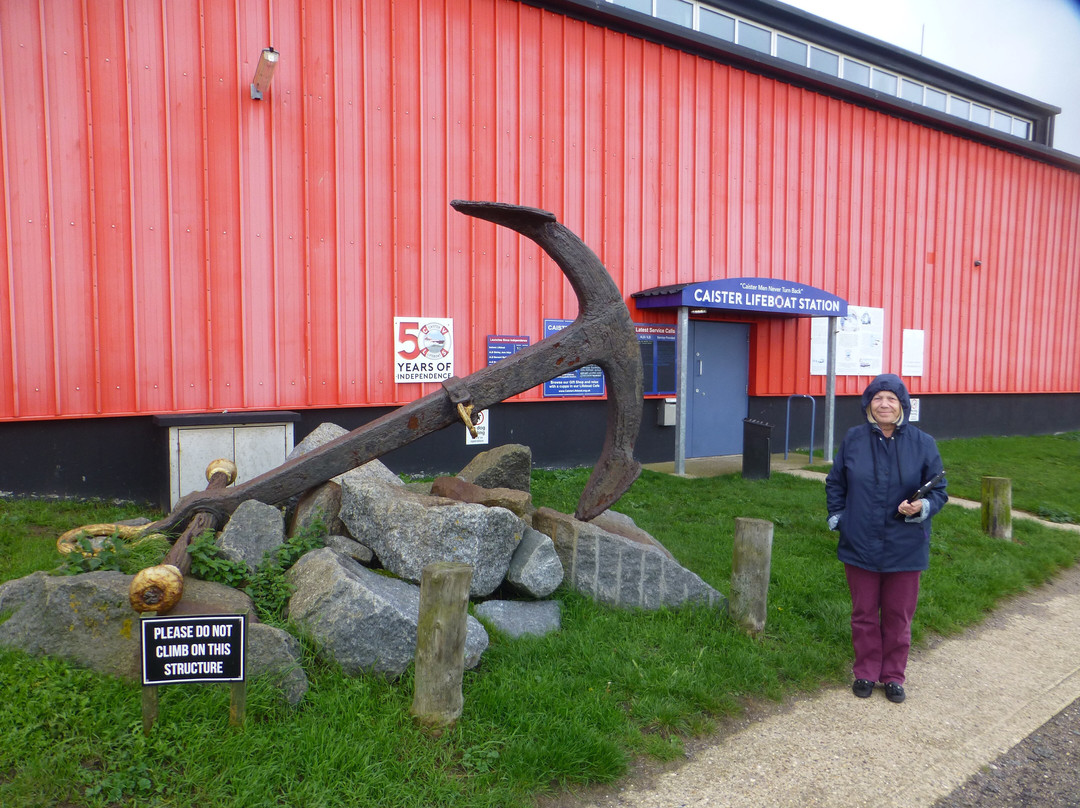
[394,317,455,383]
[419,321,451,358]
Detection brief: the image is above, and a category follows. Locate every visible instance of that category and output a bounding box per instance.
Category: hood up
[861,373,912,424]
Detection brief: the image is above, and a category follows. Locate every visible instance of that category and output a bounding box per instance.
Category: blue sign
[486,334,530,365]
[634,278,847,317]
[542,319,606,398]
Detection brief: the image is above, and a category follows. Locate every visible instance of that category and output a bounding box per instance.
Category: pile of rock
[0,428,726,705]
[0,569,309,704]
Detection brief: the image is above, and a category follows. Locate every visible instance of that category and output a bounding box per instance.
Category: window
[992,110,1013,133]
[776,35,808,66]
[843,58,870,86]
[871,68,898,95]
[699,7,735,41]
[600,0,1036,142]
[949,96,971,119]
[924,87,947,112]
[809,46,840,76]
[900,79,923,104]
[656,0,693,27]
[737,20,771,53]
[639,332,677,395]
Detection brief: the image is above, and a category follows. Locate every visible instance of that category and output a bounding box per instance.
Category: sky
[778,0,1080,157]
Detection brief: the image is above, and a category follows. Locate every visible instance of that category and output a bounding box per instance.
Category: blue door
[686,322,750,457]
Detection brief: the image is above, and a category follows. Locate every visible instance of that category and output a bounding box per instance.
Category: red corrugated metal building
[2,0,1078,504]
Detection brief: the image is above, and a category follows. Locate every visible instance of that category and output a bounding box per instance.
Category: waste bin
[742,418,773,480]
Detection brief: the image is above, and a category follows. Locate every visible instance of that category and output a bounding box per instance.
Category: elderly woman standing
[826,374,948,703]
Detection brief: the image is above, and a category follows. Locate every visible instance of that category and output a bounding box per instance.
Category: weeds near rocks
[187,529,249,588]
[187,520,326,624]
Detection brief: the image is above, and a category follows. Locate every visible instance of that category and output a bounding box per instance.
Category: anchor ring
[56,524,168,556]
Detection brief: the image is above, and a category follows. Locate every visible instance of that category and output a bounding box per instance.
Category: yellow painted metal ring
[56,524,168,556]
[206,458,238,484]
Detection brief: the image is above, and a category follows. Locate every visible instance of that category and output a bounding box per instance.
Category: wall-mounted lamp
[250,47,279,100]
[974,259,983,267]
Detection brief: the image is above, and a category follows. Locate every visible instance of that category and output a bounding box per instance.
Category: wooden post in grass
[982,476,1013,540]
[411,562,473,732]
[229,680,247,728]
[730,518,774,635]
[141,611,159,736]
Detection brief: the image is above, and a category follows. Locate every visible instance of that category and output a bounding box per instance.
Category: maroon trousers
[844,564,922,684]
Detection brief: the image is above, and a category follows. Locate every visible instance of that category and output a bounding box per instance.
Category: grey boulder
[339,471,524,598]
[533,508,726,611]
[504,526,564,598]
[217,499,286,573]
[474,599,561,639]
[458,443,533,493]
[286,548,488,679]
[0,571,307,702]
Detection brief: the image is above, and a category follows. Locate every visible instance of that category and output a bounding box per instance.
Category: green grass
[2,433,1079,807]
[937,431,1080,524]
[0,498,162,582]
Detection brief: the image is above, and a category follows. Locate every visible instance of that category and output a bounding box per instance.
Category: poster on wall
[541,319,605,397]
[394,317,454,383]
[810,306,884,376]
[902,329,925,377]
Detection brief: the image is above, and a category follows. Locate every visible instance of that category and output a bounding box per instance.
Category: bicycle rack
[784,394,816,463]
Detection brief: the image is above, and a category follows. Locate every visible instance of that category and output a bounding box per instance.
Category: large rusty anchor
[145,201,643,536]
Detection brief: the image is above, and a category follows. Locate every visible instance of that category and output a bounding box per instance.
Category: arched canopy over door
[633,278,848,318]
[633,278,849,472]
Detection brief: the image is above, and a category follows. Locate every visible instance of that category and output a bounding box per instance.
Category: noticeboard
[486,334,530,364]
[541,319,606,397]
[141,614,246,686]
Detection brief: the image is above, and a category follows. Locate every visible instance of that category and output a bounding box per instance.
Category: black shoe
[884,682,906,703]
[852,679,874,698]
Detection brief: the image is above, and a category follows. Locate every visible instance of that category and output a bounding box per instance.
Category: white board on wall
[811,307,884,376]
[902,329,925,376]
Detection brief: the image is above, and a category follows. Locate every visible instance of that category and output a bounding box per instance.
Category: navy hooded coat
[825,374,948,573]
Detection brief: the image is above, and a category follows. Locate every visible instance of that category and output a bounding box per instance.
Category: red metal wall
[2,0,1078,422]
